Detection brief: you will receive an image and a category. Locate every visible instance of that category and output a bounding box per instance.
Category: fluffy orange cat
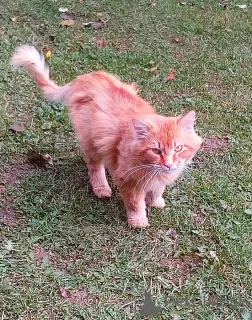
[11,45,203,228]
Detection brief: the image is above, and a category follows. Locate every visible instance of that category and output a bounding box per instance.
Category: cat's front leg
[146,183,166,208]
[119,186,149,228]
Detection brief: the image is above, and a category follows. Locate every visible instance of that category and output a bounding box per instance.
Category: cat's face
[132,111,203,174]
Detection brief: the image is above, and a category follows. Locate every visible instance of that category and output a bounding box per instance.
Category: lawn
[0,0,252,319]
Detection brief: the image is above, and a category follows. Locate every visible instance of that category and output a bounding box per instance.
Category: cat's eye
[174,145,183,152]
[152,148,162,155]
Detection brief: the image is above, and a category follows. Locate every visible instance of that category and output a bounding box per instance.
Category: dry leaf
[59,7,68,13]
[4,240,13,252]
[60,12,76,20]
[83,19,105,30]
[236,4,247,9]
[249,262,252,274]
[41,121,52,130]
[166,70,176,81]
[27,150,55,169]
[0,184,5,194]
[209,251,219,262]
[60,19,75,27]
[244,208,252,215]
[172,36,181,43]
[34,246,50,261]
[9,122,26,133]
[97,10,103,17]
[96,39,107,47]
[150,66,158,72]
[60,287,71,298]
[45,49,52,59]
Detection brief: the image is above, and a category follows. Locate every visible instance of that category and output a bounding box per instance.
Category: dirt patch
[22,308,62,320]
[202,137,229,153]
[3,162,35,186]
[191,206,206,223]
[59,287,99,307]
[0,210,27,227]
[159,255,202,286]
[112,34,133,51]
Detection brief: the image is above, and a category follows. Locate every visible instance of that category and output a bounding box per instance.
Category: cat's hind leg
[86,158,112,198]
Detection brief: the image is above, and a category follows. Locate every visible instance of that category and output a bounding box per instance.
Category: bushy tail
[10,45,69,103]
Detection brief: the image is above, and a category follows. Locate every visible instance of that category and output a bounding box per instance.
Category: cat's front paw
[127,215,150,229]
[152,197,165,208]
[93,186,112,198]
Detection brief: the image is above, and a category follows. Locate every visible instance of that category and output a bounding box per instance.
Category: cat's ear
[132,119,150,138]
[178,111,196,132]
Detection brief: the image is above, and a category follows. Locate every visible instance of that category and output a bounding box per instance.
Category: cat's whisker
[122,164,151,176]
[122,165,153,181]
[122,163,160,181]
[133,169,155,193]
[140,169,158,195]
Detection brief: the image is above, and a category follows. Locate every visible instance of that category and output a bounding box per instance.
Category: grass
[0,0,252,319]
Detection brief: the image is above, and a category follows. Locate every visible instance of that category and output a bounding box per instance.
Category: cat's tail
[10,45,69,103]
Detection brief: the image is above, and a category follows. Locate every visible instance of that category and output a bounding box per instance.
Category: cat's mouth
[161,165,178,173]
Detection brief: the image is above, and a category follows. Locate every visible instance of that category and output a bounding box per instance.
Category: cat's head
[131,111,203,174]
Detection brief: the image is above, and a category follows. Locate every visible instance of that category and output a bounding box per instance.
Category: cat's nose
[164,163,173,170]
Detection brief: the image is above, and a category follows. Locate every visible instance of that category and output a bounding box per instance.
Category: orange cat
[11,45,203,228]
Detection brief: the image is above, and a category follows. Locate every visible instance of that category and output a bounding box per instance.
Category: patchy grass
[1,0,252,319]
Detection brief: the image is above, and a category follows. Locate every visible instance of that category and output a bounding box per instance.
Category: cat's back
[66,70,154,118]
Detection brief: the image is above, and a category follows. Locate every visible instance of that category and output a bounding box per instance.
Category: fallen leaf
[60,12,76,20]
[27,150,55,169]
[167,227,177,239]
[209,250,219,262]
[249,262,252,274]
[151,2,157,7]
[45,49,52,59]
[59,7,68,13]
[34,246,50,261]
[43,154,54,167]
[0,184,5,194]
[60,287,71,298]
[220,199,228,209]
[60,19,75,27]
[244,208,252,215]
[41,121,52,130]
[236,4,247,9]
[9,122,26,133]
[11,17,17,22]
[83,19,105,30]
[150,66,158,72]
[166,70,176,81]
[96,39,107,48]
[228,233,240,240]
[97,10,103,17]
[172,36,181,43]
[4,240,13,252]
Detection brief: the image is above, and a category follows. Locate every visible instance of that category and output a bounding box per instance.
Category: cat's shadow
[43,156,126,227]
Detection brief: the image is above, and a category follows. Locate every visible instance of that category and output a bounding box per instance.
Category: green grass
[1,0,252,319]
